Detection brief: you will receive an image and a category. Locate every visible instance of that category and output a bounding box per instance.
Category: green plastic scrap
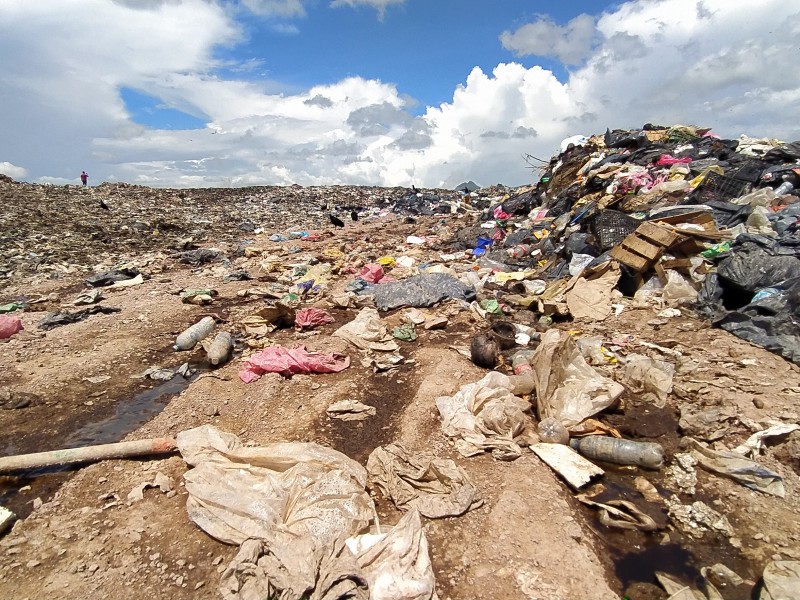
[0,303,22,314]
[479,298,502,314]
[392,322,417,342]
[700,241,731,259]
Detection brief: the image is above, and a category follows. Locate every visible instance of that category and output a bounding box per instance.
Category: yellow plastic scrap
[533,229,549,240]
[689,165,724,189]
[322,248,344,259]
[376,256,396,267]
[494,270,537,283]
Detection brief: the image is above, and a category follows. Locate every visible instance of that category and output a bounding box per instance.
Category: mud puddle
[0,373,197,520]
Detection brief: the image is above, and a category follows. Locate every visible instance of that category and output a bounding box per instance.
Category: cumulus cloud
[0,162,28,179]
[1,0,799,189]
[329,0,405,21]
[501,14,598,65]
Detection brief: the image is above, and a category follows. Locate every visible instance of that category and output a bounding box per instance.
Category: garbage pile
[448,125,800,363]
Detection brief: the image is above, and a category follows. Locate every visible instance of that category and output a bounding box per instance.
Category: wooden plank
[636,221,681,246]
[621,235,664,261]
[610,245,651,272]
[661,258,692,270]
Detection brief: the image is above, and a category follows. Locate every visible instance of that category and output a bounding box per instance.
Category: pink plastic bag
[0,316,23,339]
[493,206,514,220]
[358,263,386,284]
[295,308,335,329]
[239,345,350,382]
[656,154,692,166]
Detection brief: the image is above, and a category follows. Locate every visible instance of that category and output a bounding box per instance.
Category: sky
[1,0,799,189]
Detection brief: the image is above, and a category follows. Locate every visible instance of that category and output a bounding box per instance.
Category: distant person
[80,171,88,186]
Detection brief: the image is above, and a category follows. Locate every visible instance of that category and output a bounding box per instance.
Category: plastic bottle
[775,181,795,196]
[206,331,233,366]
[538,417,569,445]
[570,436,665,469]
[174,316,215,351]
[506,244,531,259]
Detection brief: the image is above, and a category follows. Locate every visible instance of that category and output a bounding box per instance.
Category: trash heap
[450,125,800,363]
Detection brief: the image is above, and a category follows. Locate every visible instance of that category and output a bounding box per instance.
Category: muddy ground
[1,182,799,599]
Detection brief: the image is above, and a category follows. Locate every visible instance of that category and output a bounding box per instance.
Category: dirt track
[1,182,799,599]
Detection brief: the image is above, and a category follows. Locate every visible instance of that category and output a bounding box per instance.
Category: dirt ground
[1,183,799,600]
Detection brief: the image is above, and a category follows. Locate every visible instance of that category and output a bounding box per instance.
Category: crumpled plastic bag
[435,371,532,460]
[177,426,374,600]
[359,264,390,284]
[689,438,785,497]
[372,273,476,312]
[734,423,800,458]
[296,307,336,330]
[0,316,23,339]
[531,329,624,427]
[333,307,399,352]
[760,560,800,600]
[347,510,437,600]
[620,353,675,407]
[239,345,350,382]
[366,444,483,518]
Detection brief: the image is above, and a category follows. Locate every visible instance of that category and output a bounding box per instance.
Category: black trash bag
[501,190,534,215]
[604,128,648,149]
[371,273,476,312]
[180,249,222,266]
[715,278,800,364]
[763,141,800,163]
[716,234,800,293]
[85,267,140,287]
[39,306,122,331]
[503,228,533,248]
[564,233,596,257]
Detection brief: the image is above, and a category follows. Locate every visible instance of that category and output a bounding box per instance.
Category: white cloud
[500,14,598,65]
[242,0,306,18]
[0,162,28,180]
[0,0,799,190]
[329,0,405,21]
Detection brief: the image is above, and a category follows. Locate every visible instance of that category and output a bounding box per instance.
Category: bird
[350,210,359,222]
[99,199,109,210]
[411,185,419,193]
[329,214,345,228]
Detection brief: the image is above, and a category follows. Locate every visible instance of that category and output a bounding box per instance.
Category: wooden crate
[610,222,684,272]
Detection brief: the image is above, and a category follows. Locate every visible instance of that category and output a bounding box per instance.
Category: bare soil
[1,182,799,599]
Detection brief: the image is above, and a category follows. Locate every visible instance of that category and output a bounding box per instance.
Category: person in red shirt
[80,171,88,186]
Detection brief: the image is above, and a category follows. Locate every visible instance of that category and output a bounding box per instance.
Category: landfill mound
[0,124,799,600]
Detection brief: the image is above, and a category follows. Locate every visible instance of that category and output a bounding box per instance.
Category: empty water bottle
[775,181,795,196]
[570,436,664,469]
[174,316,215,351]
[538,417,569,445]
[206,331,233,365]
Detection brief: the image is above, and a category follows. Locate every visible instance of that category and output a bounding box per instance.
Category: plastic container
[206,331,233,365]
[174,316,215,351]
[538,417,569,445]
[506,244,531,259]
[570,436,665,469]
[775,181,795,196]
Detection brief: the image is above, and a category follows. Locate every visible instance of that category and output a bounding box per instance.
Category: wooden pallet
[610,222,684,272]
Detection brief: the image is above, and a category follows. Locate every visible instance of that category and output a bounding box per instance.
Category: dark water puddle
[0,373,196,521]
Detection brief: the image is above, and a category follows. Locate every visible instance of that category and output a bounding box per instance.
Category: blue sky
[1,0,798,188]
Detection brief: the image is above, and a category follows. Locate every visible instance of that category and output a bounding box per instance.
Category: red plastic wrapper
[295,307,335,329]
[239,345,350,382]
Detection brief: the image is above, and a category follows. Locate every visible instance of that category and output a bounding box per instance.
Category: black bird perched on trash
[99,199,110,211]
[411,185,419,193]
[350,210,359,222]
[329,213,345,228]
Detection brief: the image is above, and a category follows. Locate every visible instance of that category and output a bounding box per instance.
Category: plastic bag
[239,345,350,382]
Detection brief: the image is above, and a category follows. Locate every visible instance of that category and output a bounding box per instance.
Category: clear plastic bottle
[174,316,215,351]
[538,417,569,445]
[206,331,233,365]
[570,436,665,469]
[775,181,795,196]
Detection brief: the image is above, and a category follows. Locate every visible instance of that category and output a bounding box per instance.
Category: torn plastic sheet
[366,443,483,518]
[689,439,785,497]
[620,353,675,408]
[734,423,800,458]
[239,345,350,382]
[371,273,476,312]
[176,427,436,600]
[531,329,624,427]
[333,307,399,352]
[435,371,532,460]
